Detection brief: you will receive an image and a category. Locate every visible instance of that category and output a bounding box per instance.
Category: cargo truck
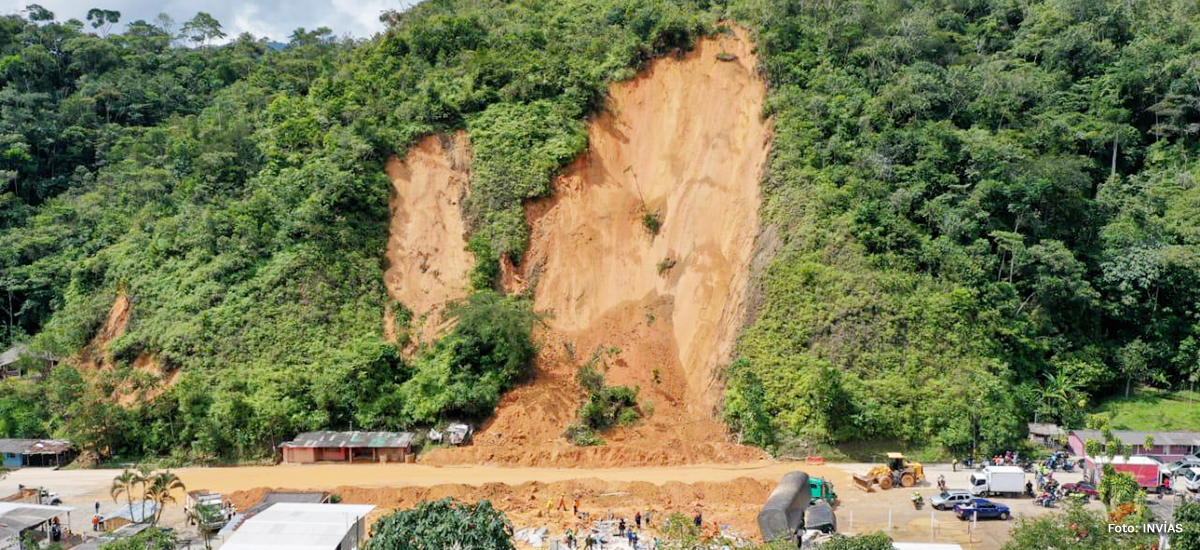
[968,466,1026,498]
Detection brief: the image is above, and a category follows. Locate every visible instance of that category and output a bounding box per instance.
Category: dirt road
[2,461,1094,549]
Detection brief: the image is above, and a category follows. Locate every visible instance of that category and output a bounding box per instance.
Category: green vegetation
[642,209,662,235]
[564,352,643,445]
[366,498,514,550]
[1094,388,1200,431]
[1174,501,1200,550]
[1004,502,1152,550]
[0,0,713,460]
[724,0,1200,457]
[99,528,178,550]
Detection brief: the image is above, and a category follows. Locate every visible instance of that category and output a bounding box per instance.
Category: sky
[1,0,419,42]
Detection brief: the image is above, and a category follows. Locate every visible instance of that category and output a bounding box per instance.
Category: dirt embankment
[72,292,176,407]
[425,28,770,467]
[382,132,474,349]
[228,477,775,543]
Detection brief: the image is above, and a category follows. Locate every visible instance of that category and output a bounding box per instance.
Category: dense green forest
[1,0,1199,461]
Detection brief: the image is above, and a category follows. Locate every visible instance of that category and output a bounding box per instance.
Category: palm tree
[135,464,154,522]
[148,470,186,525]
[110,468,139,524]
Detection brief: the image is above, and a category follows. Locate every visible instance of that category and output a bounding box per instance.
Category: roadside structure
[1026,423,1065,448]
[1069,429,1200,461]
[0,502,74,548]
[102,501,158,531]
[280,431,415,464]
[0,439,74,468]
[220,503,375,550]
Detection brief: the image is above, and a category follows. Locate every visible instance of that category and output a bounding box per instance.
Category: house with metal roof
[0,344,58,379]
[279,431,415,464]
[1069,429,1200,461]
[0,439,74,468]
[0,502,74,548]
[219,503,374,550]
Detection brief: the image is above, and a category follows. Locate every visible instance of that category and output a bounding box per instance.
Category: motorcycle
[1036,493,1057,508]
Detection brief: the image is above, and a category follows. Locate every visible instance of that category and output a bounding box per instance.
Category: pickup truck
[954,499,1011,521]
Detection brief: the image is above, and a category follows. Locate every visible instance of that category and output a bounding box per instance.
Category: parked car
[1169,457,1200,474]
[1177,467,1200,493]
[931,490,973,510]
[954,499,1011,521]
[1062,481,1099,498]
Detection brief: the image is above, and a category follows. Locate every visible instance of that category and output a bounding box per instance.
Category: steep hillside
[424,29,768,466]
[383,133,474,347]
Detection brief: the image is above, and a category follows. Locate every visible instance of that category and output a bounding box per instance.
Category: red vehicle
[1084,456,1170,493]
[1062,481,1099,497]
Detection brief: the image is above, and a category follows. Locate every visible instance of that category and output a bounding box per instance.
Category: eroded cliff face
[423,28,771,467]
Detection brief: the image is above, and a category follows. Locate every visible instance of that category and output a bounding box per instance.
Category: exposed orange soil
[425,28,770,467]
[229,477,774,543]
[383,132,474,349]
[72,292,176,407]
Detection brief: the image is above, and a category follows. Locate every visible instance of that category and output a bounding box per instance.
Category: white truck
[969,466,1026,498]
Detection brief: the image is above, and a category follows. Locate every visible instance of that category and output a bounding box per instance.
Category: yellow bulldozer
[853,452,925,491]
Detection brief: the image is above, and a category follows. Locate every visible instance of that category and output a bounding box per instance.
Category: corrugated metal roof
[1027,423,1065,436]
[0,502,74,539]
[0,438,72,454]
[221,503,375,550]
[1072,429,1200,448]
[106,501,158,522]
[0,344,57,368]
[280,431,414,449]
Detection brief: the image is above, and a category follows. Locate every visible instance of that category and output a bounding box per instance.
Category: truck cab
[810,478,837,504]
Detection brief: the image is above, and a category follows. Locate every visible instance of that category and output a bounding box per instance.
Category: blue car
[954,499,1011,521]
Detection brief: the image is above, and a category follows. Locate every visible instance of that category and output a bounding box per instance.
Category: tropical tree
[147,470,185,525]
[135,464,154,522]
[85,8,120,36]
[180,12,225,47]
[110,469,139,523]
[365,498,514,550]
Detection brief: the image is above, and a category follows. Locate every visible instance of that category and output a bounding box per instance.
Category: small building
[280,431,414,464]
[1027,423,1066,447]
[0,502,74,548]
[0,439,74,468]
[102,501,158,531]
[1069,429,1200,461]
[0,344,58,379]
[220,503,375,550]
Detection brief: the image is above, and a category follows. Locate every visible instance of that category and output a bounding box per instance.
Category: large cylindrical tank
[757,471,809,542]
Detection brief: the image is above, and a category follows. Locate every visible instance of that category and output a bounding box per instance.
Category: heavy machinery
[853,453,925,491]
[758,471,810,543]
